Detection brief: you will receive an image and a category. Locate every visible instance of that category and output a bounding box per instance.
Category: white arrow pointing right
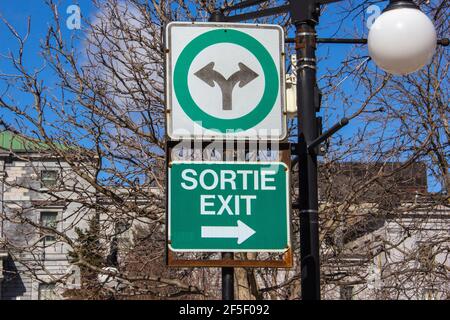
[201,220,256,244]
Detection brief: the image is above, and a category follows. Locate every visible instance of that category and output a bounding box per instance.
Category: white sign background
[165,22,286,140]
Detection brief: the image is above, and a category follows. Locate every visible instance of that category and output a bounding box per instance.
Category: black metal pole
[293,1,321,300]
[208,12,235,302]
[221,253,234,300]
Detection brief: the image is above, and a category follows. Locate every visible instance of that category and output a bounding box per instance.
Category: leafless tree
[0,0,448,300]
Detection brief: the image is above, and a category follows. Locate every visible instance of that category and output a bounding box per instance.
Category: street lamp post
[208,0,446,300]
[290,0,322,300]
[293,1,442,300]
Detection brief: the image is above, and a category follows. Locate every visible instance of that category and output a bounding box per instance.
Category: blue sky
[0,0,93,67]
[0,0,444,192]
[0,1,95,136]
[0,0,372,137]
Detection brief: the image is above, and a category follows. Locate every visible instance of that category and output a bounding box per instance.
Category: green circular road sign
[174,29,279,133]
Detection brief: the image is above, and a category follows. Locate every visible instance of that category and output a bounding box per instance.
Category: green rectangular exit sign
[168,162,290,252]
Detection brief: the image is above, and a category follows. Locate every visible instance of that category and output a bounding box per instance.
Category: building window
[40,212,58,242]
[423,288,437,300]
[41,170,58,188]
[115,220,132,245]
[38,283,58,300]
[417,243,435,270]
[340,285,354,300]
[116,220,130,235]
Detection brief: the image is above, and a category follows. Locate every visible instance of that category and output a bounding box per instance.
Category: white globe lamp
[368,0,437,75]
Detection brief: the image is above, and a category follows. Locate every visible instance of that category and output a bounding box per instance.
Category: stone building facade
[322,205,450,300]
[319,163,450,300]
[0,131,90,299]
[1,130,448,300]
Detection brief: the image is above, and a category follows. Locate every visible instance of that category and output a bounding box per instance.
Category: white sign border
[167,161,292,253]
[165,22,287,141]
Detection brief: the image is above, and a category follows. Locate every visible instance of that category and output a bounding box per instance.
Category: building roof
[0,131,45,153]
[317,161,428,202]
[0,131,65,153]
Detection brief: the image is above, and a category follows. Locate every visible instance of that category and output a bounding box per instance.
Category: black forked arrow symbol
[194,62,259,111]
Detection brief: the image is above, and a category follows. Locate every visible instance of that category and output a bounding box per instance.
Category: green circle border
[173,29,279,133]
